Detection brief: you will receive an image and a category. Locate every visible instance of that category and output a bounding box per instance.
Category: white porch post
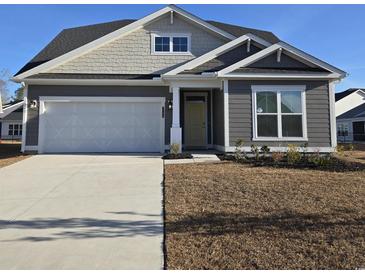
[170,86,182,152]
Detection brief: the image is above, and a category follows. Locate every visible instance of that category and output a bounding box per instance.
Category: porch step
[164,153,221,165]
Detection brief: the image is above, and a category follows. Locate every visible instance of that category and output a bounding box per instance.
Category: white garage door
[38,97,165,153]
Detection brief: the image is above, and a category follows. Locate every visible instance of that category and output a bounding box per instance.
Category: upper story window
[151,33,191,55]
[252,85,307,141]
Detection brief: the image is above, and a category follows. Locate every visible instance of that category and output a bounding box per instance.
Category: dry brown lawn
[164,162,365,269]
[0,143,30,168]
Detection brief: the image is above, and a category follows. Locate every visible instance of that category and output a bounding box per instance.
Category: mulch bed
[217,153,365,172]
[162,152,193,160]
[0,143,31,168]
[164,162,365,269]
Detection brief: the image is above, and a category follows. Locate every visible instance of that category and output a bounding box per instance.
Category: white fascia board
[218,44,281,76]
[0,101,24,119]
[20,78,168,86]
[277,41,346,78]
[14,5,237,81]
[164,33,272,76]
[168,4,236,41]
[220,72,340,80]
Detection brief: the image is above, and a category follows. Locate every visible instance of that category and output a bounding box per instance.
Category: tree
[0,69,11,104]
[13,86,25,101]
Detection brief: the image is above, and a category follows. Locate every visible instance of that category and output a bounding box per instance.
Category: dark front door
[353,121,365,141]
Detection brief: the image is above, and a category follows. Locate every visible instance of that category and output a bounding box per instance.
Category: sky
[0,4,364,96]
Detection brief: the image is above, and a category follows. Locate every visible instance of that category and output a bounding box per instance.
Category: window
[337,123,349,137]
[152,33,190,54]
[252,86,307,140]
[8,124,22,136]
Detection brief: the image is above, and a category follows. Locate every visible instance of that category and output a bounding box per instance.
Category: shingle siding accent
[228,80,331,147]
[25,85,172,146]
[49,14,227,75]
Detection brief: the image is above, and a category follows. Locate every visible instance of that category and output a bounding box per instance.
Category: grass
[0,142,30,168]
[164,162,365,269]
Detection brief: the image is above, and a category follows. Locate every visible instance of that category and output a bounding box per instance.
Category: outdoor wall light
[29,100,38,109]
[168,100,173,110]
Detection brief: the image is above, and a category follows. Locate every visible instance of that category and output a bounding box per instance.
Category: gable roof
[15,19,136,76]
[337,102,365,119]
[14,5,279,78]
[207,21,279,44]
[335,88,365,102]
[0,100,24,119]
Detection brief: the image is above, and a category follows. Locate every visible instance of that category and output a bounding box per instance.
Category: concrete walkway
[0,154,164,270]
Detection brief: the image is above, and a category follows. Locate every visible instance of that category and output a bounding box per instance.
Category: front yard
[164,162,365,269]
[0,142,30,168]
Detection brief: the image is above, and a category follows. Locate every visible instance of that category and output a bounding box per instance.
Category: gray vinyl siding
[26,85,172,147]
[213,88,225,146]
[228,80,331,147]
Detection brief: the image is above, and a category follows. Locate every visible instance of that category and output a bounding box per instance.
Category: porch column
[170,86,182,152]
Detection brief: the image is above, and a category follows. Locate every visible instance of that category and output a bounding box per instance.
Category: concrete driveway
[0,154,164,269]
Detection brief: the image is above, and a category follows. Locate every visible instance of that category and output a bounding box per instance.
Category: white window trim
[8,123,23,137]
[252,85,308,141]
[151,32,192,55]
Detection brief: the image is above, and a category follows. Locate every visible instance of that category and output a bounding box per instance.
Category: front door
[184,95,207,148]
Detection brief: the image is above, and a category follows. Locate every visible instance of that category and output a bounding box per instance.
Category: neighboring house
[336,88,365,143]
[12,5,346,154]
[0,100,24,141]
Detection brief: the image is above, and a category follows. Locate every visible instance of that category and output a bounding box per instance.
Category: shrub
[300,142,308,159]
[272,151,284,163]
[234,139,246,161]
[348,144,354,151]
[336,145,345,156]
[170,143,180,155]
[251,144,260,161]
[260,145,270,158]
[308,149,321,165]
[287,144,301,164]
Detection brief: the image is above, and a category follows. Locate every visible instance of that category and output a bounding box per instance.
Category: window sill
[151,52,193,56]
[252,137,308,142]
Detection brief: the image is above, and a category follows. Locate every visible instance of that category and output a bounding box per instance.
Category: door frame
[38,96,166,154]
[183,92,208,149]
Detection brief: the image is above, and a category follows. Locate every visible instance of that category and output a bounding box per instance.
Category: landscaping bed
[0,143,30,168]
[164,162,365,269]
[162,152,193,160]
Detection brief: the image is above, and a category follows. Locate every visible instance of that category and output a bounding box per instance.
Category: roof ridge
[63,19,137,31]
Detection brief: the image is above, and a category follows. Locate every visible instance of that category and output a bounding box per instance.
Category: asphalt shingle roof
[335,88,365,102]
[15,17,279,76]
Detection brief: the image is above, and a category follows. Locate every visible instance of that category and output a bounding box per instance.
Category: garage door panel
[40,100,163,153]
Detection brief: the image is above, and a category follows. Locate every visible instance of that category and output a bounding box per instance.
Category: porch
[169,83,226,152]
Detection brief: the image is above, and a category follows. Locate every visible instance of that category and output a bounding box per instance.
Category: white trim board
[217,43,345,78]
[0,101,24,119]
[13,5,235,81]
[164,33,271,76]
[21,84,28,153]
[20,78,169,86]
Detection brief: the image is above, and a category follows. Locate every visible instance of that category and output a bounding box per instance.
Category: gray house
[0,101,24,141]
[12,5,346,154]
[336,88,365,142]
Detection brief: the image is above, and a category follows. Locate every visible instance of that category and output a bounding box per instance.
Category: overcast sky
[1,4,364,94]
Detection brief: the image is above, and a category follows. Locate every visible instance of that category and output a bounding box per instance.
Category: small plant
[251,144,260,161]
[260,145,270,158]
[234,139,246,162]
[170,143,180,155]
[300,142,308,160]
[287,144,301,165]
[272,151,284,164]
[348,144,354,152]
[308,149,321,165]
[336,144,345,156]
